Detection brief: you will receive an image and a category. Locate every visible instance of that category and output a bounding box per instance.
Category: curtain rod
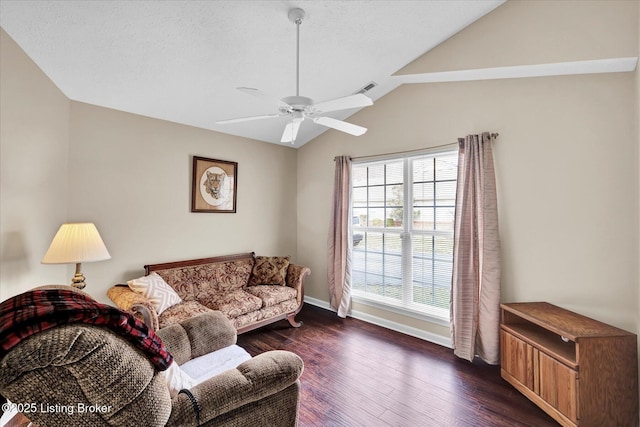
[334,133,499,162]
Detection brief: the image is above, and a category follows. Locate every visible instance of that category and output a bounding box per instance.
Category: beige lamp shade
[42,223,111,289]
[42,223,111,264]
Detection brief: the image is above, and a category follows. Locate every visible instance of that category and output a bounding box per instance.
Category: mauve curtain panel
[451,132,501,364]
[328,156,352,318]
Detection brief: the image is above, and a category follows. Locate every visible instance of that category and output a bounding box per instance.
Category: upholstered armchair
[0,287,303,426]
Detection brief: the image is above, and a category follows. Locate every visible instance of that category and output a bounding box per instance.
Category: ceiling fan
[216,8,373,144]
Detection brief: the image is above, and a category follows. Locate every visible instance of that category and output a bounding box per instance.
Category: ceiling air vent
[355,81,377,94]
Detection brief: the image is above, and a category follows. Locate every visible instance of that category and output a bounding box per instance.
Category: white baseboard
[304,296,333,311]
[304,296,452,349]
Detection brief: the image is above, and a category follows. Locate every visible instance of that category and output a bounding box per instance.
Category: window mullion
[431,158,436,306]
[401,158,412,305]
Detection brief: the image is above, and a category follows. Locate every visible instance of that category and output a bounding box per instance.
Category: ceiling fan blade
[237,87,291,109]
[281,120,302,143]
[313,93,373,114]
[216,113,282,124]
[313,116,367,136]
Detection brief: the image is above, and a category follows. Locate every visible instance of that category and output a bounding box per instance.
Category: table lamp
[41,222,111,289]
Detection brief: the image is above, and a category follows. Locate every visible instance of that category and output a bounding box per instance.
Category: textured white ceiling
[0,0,505,147]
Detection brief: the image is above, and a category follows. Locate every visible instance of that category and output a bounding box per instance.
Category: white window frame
[350,146,458,325]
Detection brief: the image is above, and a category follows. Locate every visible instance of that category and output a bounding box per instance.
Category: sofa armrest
[107,285,159,331]
[155,311,237,365]
[167,350,303,426]
[286,263,310,306]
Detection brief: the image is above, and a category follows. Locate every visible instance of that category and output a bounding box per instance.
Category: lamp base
[71,274,86,289]
[70,263,86,289]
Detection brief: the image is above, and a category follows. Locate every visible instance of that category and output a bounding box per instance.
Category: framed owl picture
[191,156,238,213]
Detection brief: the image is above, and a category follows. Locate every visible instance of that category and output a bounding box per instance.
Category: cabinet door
[501,330,534,389]
[537,351,578,423]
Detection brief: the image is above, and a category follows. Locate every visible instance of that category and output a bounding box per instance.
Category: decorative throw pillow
[128,272,182,315]
[159,361,197,398]
[248,256,290,286]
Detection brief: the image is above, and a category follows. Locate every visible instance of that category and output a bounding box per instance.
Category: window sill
[351,293,451,327]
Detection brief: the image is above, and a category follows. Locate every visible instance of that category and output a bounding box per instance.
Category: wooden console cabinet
[500,302,638,427]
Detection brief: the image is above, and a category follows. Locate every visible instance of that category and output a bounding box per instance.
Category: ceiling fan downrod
[288,8,305,97]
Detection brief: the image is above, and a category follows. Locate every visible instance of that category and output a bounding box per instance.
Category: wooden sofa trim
[145,252,256,275]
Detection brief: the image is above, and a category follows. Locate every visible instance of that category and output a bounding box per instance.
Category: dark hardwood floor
[237,304,558,427]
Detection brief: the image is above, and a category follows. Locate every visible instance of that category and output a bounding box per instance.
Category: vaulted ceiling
[0,0,506,147]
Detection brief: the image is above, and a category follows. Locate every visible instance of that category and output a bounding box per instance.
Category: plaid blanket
[0,289,172,370]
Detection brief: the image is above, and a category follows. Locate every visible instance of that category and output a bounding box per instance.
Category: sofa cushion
[211,290,262,319]
[158,300,213,329]
[128,272,182,315]
[156,258,254,299]
[230,299,300,330]
[248,256,290,286]
[245,285,297,308]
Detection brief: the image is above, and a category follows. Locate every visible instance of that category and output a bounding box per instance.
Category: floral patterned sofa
[108,252,310,333]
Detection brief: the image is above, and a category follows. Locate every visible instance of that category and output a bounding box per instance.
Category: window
[351,149,458,321]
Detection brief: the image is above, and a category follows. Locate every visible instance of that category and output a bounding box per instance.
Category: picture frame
[191,156,238,213]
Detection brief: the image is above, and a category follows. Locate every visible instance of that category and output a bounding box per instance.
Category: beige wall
[68,103,297,303]
[0,29,69,300]
[397,0,638,75]
[298,0,639,340]
[0,28,298,304]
